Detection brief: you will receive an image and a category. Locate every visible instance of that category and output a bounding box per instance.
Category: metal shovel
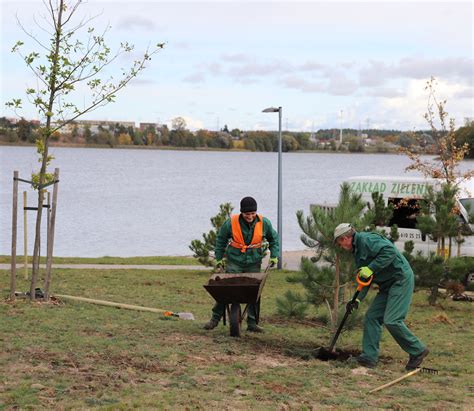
[163,310,195,320]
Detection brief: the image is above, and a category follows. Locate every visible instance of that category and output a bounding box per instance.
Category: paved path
[1,250,313,272]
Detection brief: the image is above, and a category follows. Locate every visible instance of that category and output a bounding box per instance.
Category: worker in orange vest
[203,196,279,333]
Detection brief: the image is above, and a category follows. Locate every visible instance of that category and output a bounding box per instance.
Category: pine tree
[275,290,309,319]
[366,191,394,227]
[291,183,372,335]
[189,203,233,267]
[417,184,459,258]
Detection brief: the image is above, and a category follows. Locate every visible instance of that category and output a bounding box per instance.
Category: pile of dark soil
[284,347,359,362]
[208,276,261,286]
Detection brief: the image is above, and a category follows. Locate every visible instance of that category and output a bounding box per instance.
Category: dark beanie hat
[240,196,257,213]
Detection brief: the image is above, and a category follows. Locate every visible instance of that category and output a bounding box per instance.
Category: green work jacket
[353,231,413,300]
[215,214,279,267]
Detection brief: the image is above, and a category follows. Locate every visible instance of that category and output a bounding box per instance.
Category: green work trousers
[359,274,426,364]
[211,261,261,326]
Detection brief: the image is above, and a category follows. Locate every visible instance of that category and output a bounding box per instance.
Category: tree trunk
[428,285,439,305]
[29,0,63,300]
[30,188,44,300]
[332,254,341,335]
[10,171,18,300]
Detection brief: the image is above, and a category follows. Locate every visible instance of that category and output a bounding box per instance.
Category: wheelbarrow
[203,266,270,337]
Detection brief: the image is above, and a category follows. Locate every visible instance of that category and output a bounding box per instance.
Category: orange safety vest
[229,214,263,253]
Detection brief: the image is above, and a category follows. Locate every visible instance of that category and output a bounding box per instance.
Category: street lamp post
[262,106,283,269]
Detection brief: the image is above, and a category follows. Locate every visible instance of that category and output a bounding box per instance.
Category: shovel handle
[327,273,373,352]
[356,272,373,291]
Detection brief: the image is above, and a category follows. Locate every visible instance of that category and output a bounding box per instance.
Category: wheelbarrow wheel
[229,303,241,337]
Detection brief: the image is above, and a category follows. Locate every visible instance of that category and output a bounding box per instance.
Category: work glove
[215,259,224,272]
[346,299,360,314]
[358,266,373,280]
[269,257,278,268]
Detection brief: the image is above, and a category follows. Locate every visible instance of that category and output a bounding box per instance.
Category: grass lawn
[0,255,199,265]
[1,267,473,409]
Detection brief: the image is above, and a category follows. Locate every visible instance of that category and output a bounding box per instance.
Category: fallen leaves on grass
[429,313,455,325]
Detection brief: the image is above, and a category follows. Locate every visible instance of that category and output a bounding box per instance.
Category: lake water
[1,146,471,257]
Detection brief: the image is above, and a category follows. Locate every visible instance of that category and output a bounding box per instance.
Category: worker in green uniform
[334,223,429,369]
[203,196,279,333]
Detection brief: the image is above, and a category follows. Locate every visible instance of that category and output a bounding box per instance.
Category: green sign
[349,181,431,197]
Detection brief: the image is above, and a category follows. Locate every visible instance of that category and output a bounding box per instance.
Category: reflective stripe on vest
[229,214,263,253]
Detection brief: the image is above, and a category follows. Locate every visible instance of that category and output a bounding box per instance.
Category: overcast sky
[1,0,473,131]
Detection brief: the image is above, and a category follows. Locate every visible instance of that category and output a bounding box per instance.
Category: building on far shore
[139,122,160,132]
[52,119,136,134]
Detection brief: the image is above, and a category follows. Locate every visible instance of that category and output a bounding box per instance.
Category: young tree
[366,191,394,227]
[364,191,400,243]
[401,77,474,259]
[6,0,164,300]
[402,77,474,184]
[189,203,233,267]
[417,184,459,258]
[292,183,371,335]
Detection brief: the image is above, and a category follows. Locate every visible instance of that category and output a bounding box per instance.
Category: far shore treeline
[1,116,474,156]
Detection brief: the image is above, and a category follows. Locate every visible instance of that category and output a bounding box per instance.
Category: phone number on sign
[399,232,421,240]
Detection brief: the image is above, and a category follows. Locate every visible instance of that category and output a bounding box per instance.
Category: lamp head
[262,107,280,113]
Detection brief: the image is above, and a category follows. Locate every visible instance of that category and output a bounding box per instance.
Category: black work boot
[247,324,264,333]
[356,356,377,369]
[203,319,219,330]
[406,348,430,370]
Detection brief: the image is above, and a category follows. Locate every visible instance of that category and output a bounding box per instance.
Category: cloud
[183,72,206,83]
[174,41,191,49]
[183,62,224,83]
[280,76,325,93]
[365,87,406,98]
[221,53,254,63]
[397,57,473,81]
[368,78,471,130]
[181,116,204,131]
[185,54,471,102]
[233,77,260,85]
[359,57,474,88]
[454,88,474,99]
[326,73,358,96]
[227,61,289,78]
[280,72,357,96]
[128,77,156,85]
[206,63,223,75]
[117,16,157,31]
[359,61,390,87]
[297,61,326,72]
